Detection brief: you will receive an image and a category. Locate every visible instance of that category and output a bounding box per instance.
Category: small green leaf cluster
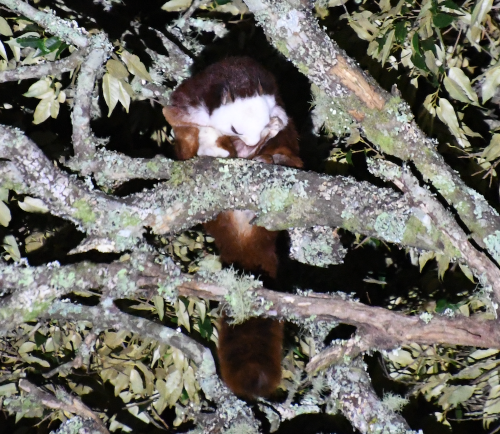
[385,344,500,427]
[321,0,500,179]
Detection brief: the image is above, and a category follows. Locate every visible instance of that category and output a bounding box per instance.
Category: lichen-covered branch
[69,35,112,164]
[370,159,500,302]
[42,299,258,431]
[0,48,87,83]
[0,125,147,253]
[0,124,457,255]
[243,0,500,265]
[17,379,109,433]
[327,359,413,433]
[2,254,499,353]
[146,27,193,84]
[0,0,90,48]
[76,148,176,190]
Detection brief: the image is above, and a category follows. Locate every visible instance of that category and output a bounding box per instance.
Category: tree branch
[327,360,413,433]
[0,0,90,48]
[69,36,111,164]
[2,255,499,353]
[0,124,458,256]
[0,48,87,83]
[18,379,109,433]
[243,0,500,266]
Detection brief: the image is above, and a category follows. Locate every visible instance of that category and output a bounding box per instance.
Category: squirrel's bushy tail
[218,316,284,399]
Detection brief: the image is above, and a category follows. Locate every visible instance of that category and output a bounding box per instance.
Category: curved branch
[327,360,413,433]
[0,0,89,48]
[70,36,111,164]
[18,379,109,433]
[0,48,87,83]
[0,124,457,256]
[2,256,499,352]
[243,0,500,266]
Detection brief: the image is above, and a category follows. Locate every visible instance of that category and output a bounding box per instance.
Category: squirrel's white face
[210,95,282,146]
[188,94,288,157]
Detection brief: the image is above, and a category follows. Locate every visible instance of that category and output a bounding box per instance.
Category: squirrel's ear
[163,106,191,127]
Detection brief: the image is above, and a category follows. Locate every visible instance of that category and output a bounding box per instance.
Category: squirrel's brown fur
[163,57,302,398]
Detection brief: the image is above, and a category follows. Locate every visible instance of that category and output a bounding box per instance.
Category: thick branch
[0,48,87,83]
[243,0,500,265]
[2,256,500,352]
[0,124,455,256]
[70,36,111,163]
[18,379,109,433]
[327,360,412,433]
[0,125,145,253]
[0,0,89,48]
[369,159,500,301]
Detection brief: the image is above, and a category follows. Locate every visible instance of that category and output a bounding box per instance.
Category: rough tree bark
[0,0,498,433]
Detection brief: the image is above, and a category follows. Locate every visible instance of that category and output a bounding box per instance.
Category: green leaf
[33,96,56,124]
[411,33,420,55]
[455,365,483,380]
[470,0,493,44]
[24,78,54,99]
[34,331,48,347]
[394,21,407,43]
[485,398,500,416]
[3,234,21,261]
[0,383,16,396]
[387,349,414,366]
[183,366,197,400]
[153,295,164,321]
[345,149,353,165]
[438,385,474,407]
[20,354,50,367]
[106,59,129,80]
[420,38,436,54]
[129,369,144,395]
[481,66,500,103]
[469,348,500,360]
[443,0,460,10]
[433,13,455,28]
[17,36,43,49]
[102,73,119,116]
[43,36,61,53]
[176,300,190,332]
[54,42,69,59]
[435,298,452,313]
[0,40,8,61]
[19,341,36,353]
[0,201,11,227]
[17,36,62,57]
[424,50,439,75]
[436,253,450,280]
[458,263,475,283]
[444,67,480,106]
[380,29,395,66]
[0,17,13,37]
[18,196,49,213]
[419,251,435,272]
[161,0,192,12]
[436,98,460,137]
[198,316,213,339]
[121,50,152,82]
[481,134,500,162]
[411,53,428,72]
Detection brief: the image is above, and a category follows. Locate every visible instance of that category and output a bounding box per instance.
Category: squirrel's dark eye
[231,126,241,135]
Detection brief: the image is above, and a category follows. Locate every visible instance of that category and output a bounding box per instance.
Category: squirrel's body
[163,57,302,398]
